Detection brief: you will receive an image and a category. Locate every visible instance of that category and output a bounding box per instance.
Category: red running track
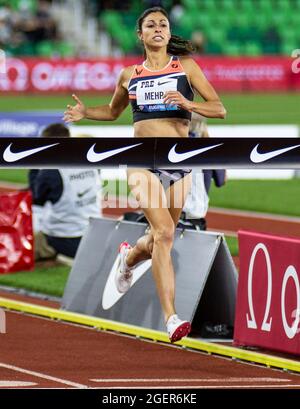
[1,186,300,389]
[0,301,300,389]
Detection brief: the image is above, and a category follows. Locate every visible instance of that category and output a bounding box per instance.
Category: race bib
[136,77,178,105]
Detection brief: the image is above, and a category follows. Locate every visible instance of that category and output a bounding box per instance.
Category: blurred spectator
[261,26,281,54]
[18,0,57,44]
[0,0,59,56]
[29,123,102,262]
[35,0,57,40]
[169,0,184,25]
[0,4,13,45]
[191,31,206,54]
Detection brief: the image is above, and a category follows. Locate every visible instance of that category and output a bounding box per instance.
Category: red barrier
[234,230,300,355]
[0,191,34,273]
[0,56,298,92]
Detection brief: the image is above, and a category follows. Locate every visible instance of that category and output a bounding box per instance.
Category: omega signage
[234,230,300,355]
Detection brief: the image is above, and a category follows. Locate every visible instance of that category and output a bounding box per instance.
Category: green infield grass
[1,93,299,125]
[209,178,300,217]
[0,169,28,184]
[0,263,70,297]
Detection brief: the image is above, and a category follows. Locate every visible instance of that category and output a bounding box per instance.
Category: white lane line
[0,381,37,387]
[94,385,300,389]
[208,228,237,237]
[90,377,291,383]
[0,363,88,389]
[209,207,300,223]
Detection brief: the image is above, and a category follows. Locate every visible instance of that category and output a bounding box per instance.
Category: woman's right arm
[64,67,131,123]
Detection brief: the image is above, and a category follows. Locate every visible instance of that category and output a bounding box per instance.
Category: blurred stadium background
[0,0,299,291]
[1,0,300,57]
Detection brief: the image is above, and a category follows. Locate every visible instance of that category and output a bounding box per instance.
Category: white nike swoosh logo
[250,144,300,163]
[87,143,142,163]
[102,257,152,310]
[168,143,223,163]
[3,143,59,163]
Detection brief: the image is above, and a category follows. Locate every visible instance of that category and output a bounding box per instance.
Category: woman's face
[139,12,171,49]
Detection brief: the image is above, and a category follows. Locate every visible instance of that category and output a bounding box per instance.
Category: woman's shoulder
[120,65,136,80]
[178,56,202,74]
[178,55,198,67]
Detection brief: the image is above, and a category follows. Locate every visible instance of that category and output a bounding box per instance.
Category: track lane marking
[0,363,89,389]
[209,207,300,223]
[0,381,37,387]
[90,377,291,383]
[95,385,300,389]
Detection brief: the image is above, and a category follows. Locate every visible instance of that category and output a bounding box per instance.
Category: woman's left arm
[164,58,226,119]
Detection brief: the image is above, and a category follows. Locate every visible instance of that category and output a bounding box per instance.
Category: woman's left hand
[163,91,193,111]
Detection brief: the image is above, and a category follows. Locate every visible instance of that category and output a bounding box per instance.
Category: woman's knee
[153,223,175,246]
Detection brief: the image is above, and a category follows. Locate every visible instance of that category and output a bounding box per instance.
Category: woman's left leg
[120,170,193,341]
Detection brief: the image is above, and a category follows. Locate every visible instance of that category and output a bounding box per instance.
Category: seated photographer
[29,123,101,261]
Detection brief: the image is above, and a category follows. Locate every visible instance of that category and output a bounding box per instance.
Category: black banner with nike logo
[0,137,299,168]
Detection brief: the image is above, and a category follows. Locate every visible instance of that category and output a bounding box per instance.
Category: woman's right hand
[63,94,86,123]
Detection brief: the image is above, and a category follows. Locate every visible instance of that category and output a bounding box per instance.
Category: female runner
[64,7,226,342]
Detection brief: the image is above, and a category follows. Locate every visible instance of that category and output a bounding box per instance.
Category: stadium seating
[0,0,75,58]
[1,0,299,56]
[97,0,299,56]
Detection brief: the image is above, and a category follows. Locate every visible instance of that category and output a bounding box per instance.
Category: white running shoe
[115,241,133,293]
[166,314,191,343]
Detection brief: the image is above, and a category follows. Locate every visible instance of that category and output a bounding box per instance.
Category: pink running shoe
[115,241,133,293]
[166,314,191,343]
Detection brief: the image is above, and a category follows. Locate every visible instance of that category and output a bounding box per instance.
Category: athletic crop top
[128,55,194,123]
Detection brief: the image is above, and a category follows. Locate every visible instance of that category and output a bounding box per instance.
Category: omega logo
[246,242,300,339]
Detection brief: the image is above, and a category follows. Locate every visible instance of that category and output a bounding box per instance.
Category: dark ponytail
[167,34,194,56]
[137,7,194,56]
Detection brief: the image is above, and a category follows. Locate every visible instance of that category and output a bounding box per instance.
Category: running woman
[64,7,226,342]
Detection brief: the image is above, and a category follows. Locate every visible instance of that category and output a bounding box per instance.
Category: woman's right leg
[125,232,153,265]
[125,169,162,266]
